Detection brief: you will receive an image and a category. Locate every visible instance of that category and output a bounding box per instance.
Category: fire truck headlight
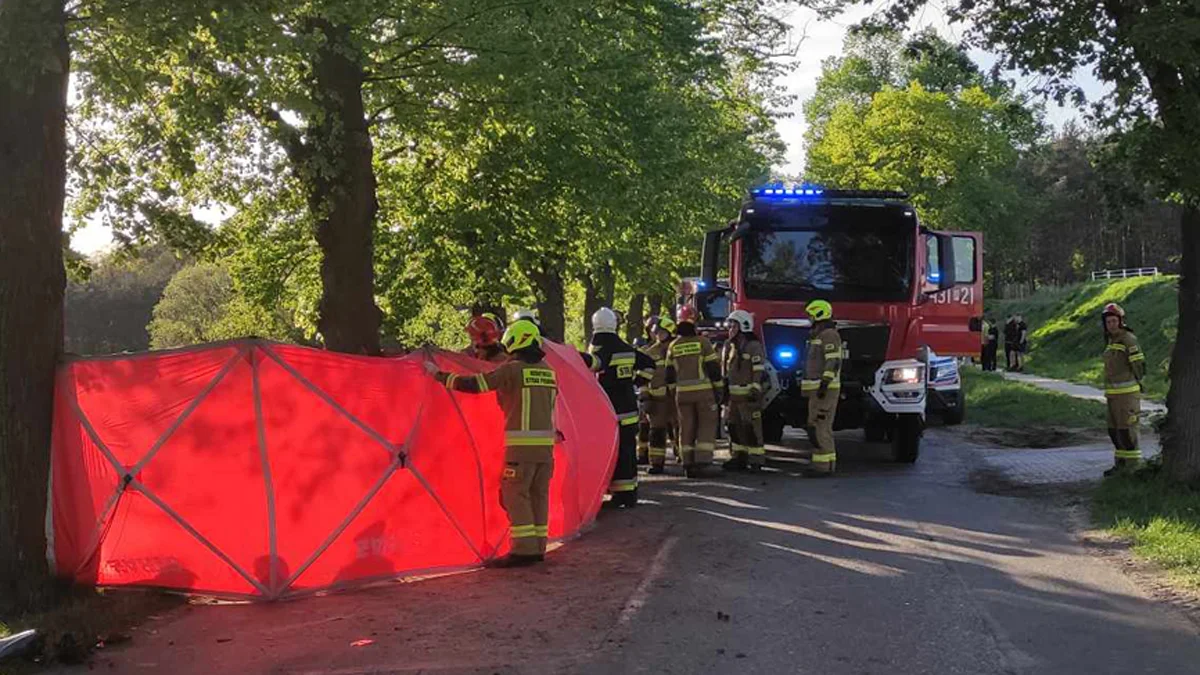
[885,366,923,384]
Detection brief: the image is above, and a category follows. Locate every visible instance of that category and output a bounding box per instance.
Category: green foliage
[962,369,1106,429]
[988,276,1178,399]
[65,245,185,355]
[148,261,296,348]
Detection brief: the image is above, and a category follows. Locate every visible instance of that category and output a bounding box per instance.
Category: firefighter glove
[818,379,830,398]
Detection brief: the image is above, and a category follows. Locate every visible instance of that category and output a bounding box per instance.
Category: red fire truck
[690,185,983,462]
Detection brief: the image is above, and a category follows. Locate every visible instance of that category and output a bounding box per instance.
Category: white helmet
[727,309,754,333]
[512,308,537,323]
[592,307,619,334]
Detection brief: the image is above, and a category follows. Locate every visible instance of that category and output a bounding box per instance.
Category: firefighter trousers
[677,391,717,467]
[637,414,651,463]
[1106,393,1141,465]
[728,397,765,467]
[610,421,640,499]
[500,452,554,556]
[806,391,838,474]
[647,396,676,468]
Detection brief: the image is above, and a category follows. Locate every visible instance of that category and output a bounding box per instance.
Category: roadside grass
[0,588,178,669]
[987,276,1177,401]
[962,368,1105,429]
[1093,464,1200,589]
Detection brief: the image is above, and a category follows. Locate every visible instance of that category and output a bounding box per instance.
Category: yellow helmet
[656,316,677,335]
[501,318,542,352]
[806,299,833,322]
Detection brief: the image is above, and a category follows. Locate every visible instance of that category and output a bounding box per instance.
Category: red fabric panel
[49,339,618,598]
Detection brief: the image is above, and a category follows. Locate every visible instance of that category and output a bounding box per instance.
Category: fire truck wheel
[891,414,922,463]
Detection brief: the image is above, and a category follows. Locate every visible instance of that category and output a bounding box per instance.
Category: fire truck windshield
[740,205,914,302]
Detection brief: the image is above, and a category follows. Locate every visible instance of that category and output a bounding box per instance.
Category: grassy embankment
[988,275,1178,400]
[983,277,1200,587]
[961,368,1104,429]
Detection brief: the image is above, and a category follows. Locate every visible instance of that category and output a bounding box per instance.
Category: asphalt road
[66,428,1200,674]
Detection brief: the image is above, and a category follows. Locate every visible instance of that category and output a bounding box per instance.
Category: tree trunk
[600,262,614,307]
[582,275,602,339]
[626,293,645,343]
[647,293,663,321]
[308,20,382,355]
[529,265,565,343]
[0,0,69,614]
[1163,205,1200,482]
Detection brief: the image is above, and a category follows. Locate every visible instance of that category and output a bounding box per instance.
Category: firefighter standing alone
[428,318,558,567]
[802,299,842,477]
[1101,302,1146,477]
[581,307,655,507]
[722,310,768,472]
[667,305,722,478]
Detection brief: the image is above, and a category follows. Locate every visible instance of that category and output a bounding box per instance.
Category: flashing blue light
[696,280,707,289]
[928,270,941,282]
[775,346,798,367]
[751,183,825,199]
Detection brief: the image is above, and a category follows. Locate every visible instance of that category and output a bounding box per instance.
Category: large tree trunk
[583,276,601,339]
[529,265,565,343]
[647,293,663,321]
[1163,205,1200,482]
[308,20,382,355]
[0,0,69,615]
[626,293,645,343]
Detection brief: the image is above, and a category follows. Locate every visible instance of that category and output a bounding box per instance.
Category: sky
[70,3,1104,256]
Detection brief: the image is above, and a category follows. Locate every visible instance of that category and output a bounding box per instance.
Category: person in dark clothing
[982,315,999,371]
[1015,315,1029,371]
[580,307,655,508]
[1004,315,1019,371]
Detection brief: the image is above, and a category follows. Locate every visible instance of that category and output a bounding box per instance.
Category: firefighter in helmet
[722,309,768,471]
[464,313,508,363]
[1102,302,1146,476]
[667,305,722,477]
[427,318,558,567]
[801,299,842,477]
[635,315,661,465]
[642,316,678,474]
[580,307,655,507]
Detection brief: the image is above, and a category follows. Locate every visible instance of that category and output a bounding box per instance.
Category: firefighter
[642,316,678,474]
[463,313,508,363]
[1102,302,1146,477]
[635,315,660,465]
[581,307,655,507]
[801,299,842,477]
[427,318,557,567]
[722,309,768,472]
[667,305,722,478]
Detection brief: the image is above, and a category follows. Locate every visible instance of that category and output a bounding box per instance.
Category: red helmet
[676,305,699,325]
[467,314,502,347]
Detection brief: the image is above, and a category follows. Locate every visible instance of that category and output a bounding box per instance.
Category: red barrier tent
[48,340,617,599]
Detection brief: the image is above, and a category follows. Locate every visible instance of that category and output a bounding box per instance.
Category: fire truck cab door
[919,231,984,357]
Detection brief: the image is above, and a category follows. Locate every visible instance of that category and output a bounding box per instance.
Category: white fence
[1091,267,1160,281]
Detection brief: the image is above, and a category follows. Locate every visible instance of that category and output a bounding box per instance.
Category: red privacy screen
[48,340,617,599]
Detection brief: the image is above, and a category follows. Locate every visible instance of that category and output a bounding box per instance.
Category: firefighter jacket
[643,340,673,399]
[581,333,655,427]
[438,352,558,460]
[666,334,721,400]
[802,323,842,394]
[1104,328,1146,396]
[723,337,767,400]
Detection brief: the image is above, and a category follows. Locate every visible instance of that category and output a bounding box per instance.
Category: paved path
[64,430,1200,675]
[1000,370,1166,414]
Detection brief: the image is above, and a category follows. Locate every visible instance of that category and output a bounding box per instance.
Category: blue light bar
[750,183,825,199]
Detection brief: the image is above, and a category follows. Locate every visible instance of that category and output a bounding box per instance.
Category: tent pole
[250,345,281,599]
